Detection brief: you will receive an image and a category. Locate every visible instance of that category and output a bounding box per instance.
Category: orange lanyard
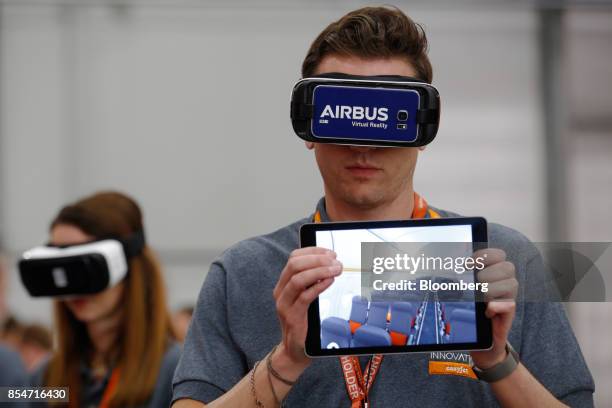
[98,367,120,408]
[313,192,439,408]
[340,355,383,408]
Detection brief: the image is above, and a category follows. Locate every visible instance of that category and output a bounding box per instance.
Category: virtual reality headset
[290,73,440,147]
[18,231,145,297]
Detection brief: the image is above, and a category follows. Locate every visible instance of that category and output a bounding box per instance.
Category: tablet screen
[301,217,491,356]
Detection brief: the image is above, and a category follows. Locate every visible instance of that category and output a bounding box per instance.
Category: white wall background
[0,1,610,404]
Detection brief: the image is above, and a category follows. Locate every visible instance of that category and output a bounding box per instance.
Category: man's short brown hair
[302,6,433,83]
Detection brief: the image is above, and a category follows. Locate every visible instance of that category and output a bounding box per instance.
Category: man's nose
[348,145,377,153]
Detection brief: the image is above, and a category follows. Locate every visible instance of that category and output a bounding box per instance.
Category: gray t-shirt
[173,199,594,407]
[29,342,180,407]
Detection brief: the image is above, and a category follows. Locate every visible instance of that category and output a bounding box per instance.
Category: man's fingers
[485,300,516,318]
[473,248,506,267]
[484,278,519,301]
[280,277,335,337]
[282,262,342,301]
[274,251,337,297]
[477,261,516,283]
[287,253,338,272]
[289,247,335,259]
[276,263,342,312]
[292,277,335,314]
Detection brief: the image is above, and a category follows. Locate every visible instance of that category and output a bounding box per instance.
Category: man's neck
[324,190,414,222]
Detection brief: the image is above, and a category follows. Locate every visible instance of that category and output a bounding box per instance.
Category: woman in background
[30,191,179,407]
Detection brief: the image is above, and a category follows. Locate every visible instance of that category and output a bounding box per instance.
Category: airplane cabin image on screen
[315,226,478,349]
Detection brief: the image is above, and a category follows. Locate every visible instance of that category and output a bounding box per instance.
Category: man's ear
[418,146,427,152]
[305,141,315,150]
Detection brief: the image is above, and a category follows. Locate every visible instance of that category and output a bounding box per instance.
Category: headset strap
[45,230,146,259]
[118,230,146,258]
[416,109,438,124]
[290,102,314,121]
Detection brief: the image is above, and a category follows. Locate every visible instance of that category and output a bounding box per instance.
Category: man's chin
[339,189,386,209]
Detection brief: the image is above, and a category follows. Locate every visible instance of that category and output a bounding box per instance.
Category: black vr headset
[290,73,440,147]
[18,231,145,297]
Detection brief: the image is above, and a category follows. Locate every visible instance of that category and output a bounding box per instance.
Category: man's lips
[345,164,382,177]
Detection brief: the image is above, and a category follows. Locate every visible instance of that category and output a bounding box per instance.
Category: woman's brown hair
[301,6,433,83]
[44,191,174,407]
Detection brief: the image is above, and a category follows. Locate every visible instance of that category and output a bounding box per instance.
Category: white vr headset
[18,231,145,297]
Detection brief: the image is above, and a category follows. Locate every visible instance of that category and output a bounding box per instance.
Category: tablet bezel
[301,216,492,357]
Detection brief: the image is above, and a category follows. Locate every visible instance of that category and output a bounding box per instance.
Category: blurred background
[0,0,610,404]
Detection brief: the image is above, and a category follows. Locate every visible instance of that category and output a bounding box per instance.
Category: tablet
[301,217,492,357]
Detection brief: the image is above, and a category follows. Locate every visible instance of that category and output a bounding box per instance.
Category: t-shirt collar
[314,197,330,222]
[313,193,434,223]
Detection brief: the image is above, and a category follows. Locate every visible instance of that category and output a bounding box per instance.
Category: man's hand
[273,247,342,369]
[470,248,518,369]
[173,248,342,408]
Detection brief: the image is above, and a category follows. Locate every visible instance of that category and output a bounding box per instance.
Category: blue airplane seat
[349,295,369,333]
[350,325,392,348]
[388,302,415,345]
[367,301,390,330]
[449,308,477,343]
[443,301,474,319]
[321,317,351,349]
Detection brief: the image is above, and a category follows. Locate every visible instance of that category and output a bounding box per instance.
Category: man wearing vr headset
[173,6,594,407]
